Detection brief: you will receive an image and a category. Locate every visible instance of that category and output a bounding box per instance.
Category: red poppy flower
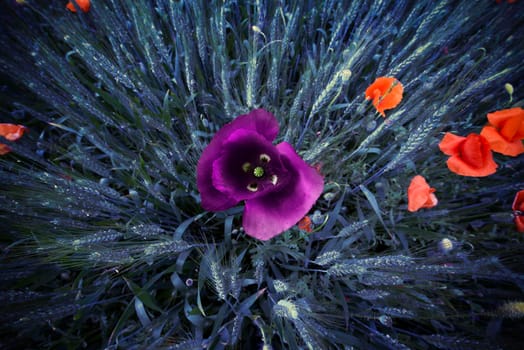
[297,216,313,233]
[407,175,438,212]
[438,132,498,177]
[0,123,28,141]
[0,123,28,156]
[512,190,524,233]
[365,76,404,117]
[480,107,524,157]
[66,0,90,13]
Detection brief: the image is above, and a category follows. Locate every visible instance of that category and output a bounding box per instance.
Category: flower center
[242,153,279,192]
[253,166,264,177]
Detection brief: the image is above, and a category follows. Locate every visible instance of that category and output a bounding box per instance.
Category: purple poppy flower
[196,109,324,240]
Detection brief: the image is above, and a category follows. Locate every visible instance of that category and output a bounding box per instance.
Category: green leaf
[184,299,205,327]
[175,212,206,240]
[107,300,136,346]
[359,185,393,240]
[124,277,162,313]
[134,298,151,327]
[238,287,266,315]
[210,304,230,340]
[224,215,234,247]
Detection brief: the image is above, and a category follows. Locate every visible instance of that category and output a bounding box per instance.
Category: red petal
[487,107,524,139]
[446,153,497,177]
[515,217,524,233]
[0,143,12,155]
[460,134,486,166]
[365,77,395,100]
[67,0,90,13]
[438,132,465,156]
[298,216,313,232]
[0,123,28,141]
[407,175,438,212]
[365,77,403,117]
[481,125,524,156]
[443,134,497,177]
[513,190,524,212]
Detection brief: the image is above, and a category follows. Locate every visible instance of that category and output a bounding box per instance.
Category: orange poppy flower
[297,216,313,233]
[365,76,403,117]
[0,123,28,156]
[512,190,524,233]
[480,107,524,157]
[438,132,497,177]
[407,175,438,212]
[66,0,90,13]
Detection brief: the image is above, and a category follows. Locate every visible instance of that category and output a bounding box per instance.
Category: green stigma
[253,166,264,177]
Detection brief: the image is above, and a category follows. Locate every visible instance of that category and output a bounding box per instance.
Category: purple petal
[208,109,279,152]
[242,142,324,240]
[211,129,288,201]
[196,109,278,211]
[198,161,239,211]
[196,132,239,211]
[233,109,279,142]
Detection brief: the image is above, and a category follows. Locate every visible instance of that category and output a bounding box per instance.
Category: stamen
[270,174,278,185]
[242,162,251,172]
[259,154,271,163]
[253,166,264,178]
[247,183,258,192]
